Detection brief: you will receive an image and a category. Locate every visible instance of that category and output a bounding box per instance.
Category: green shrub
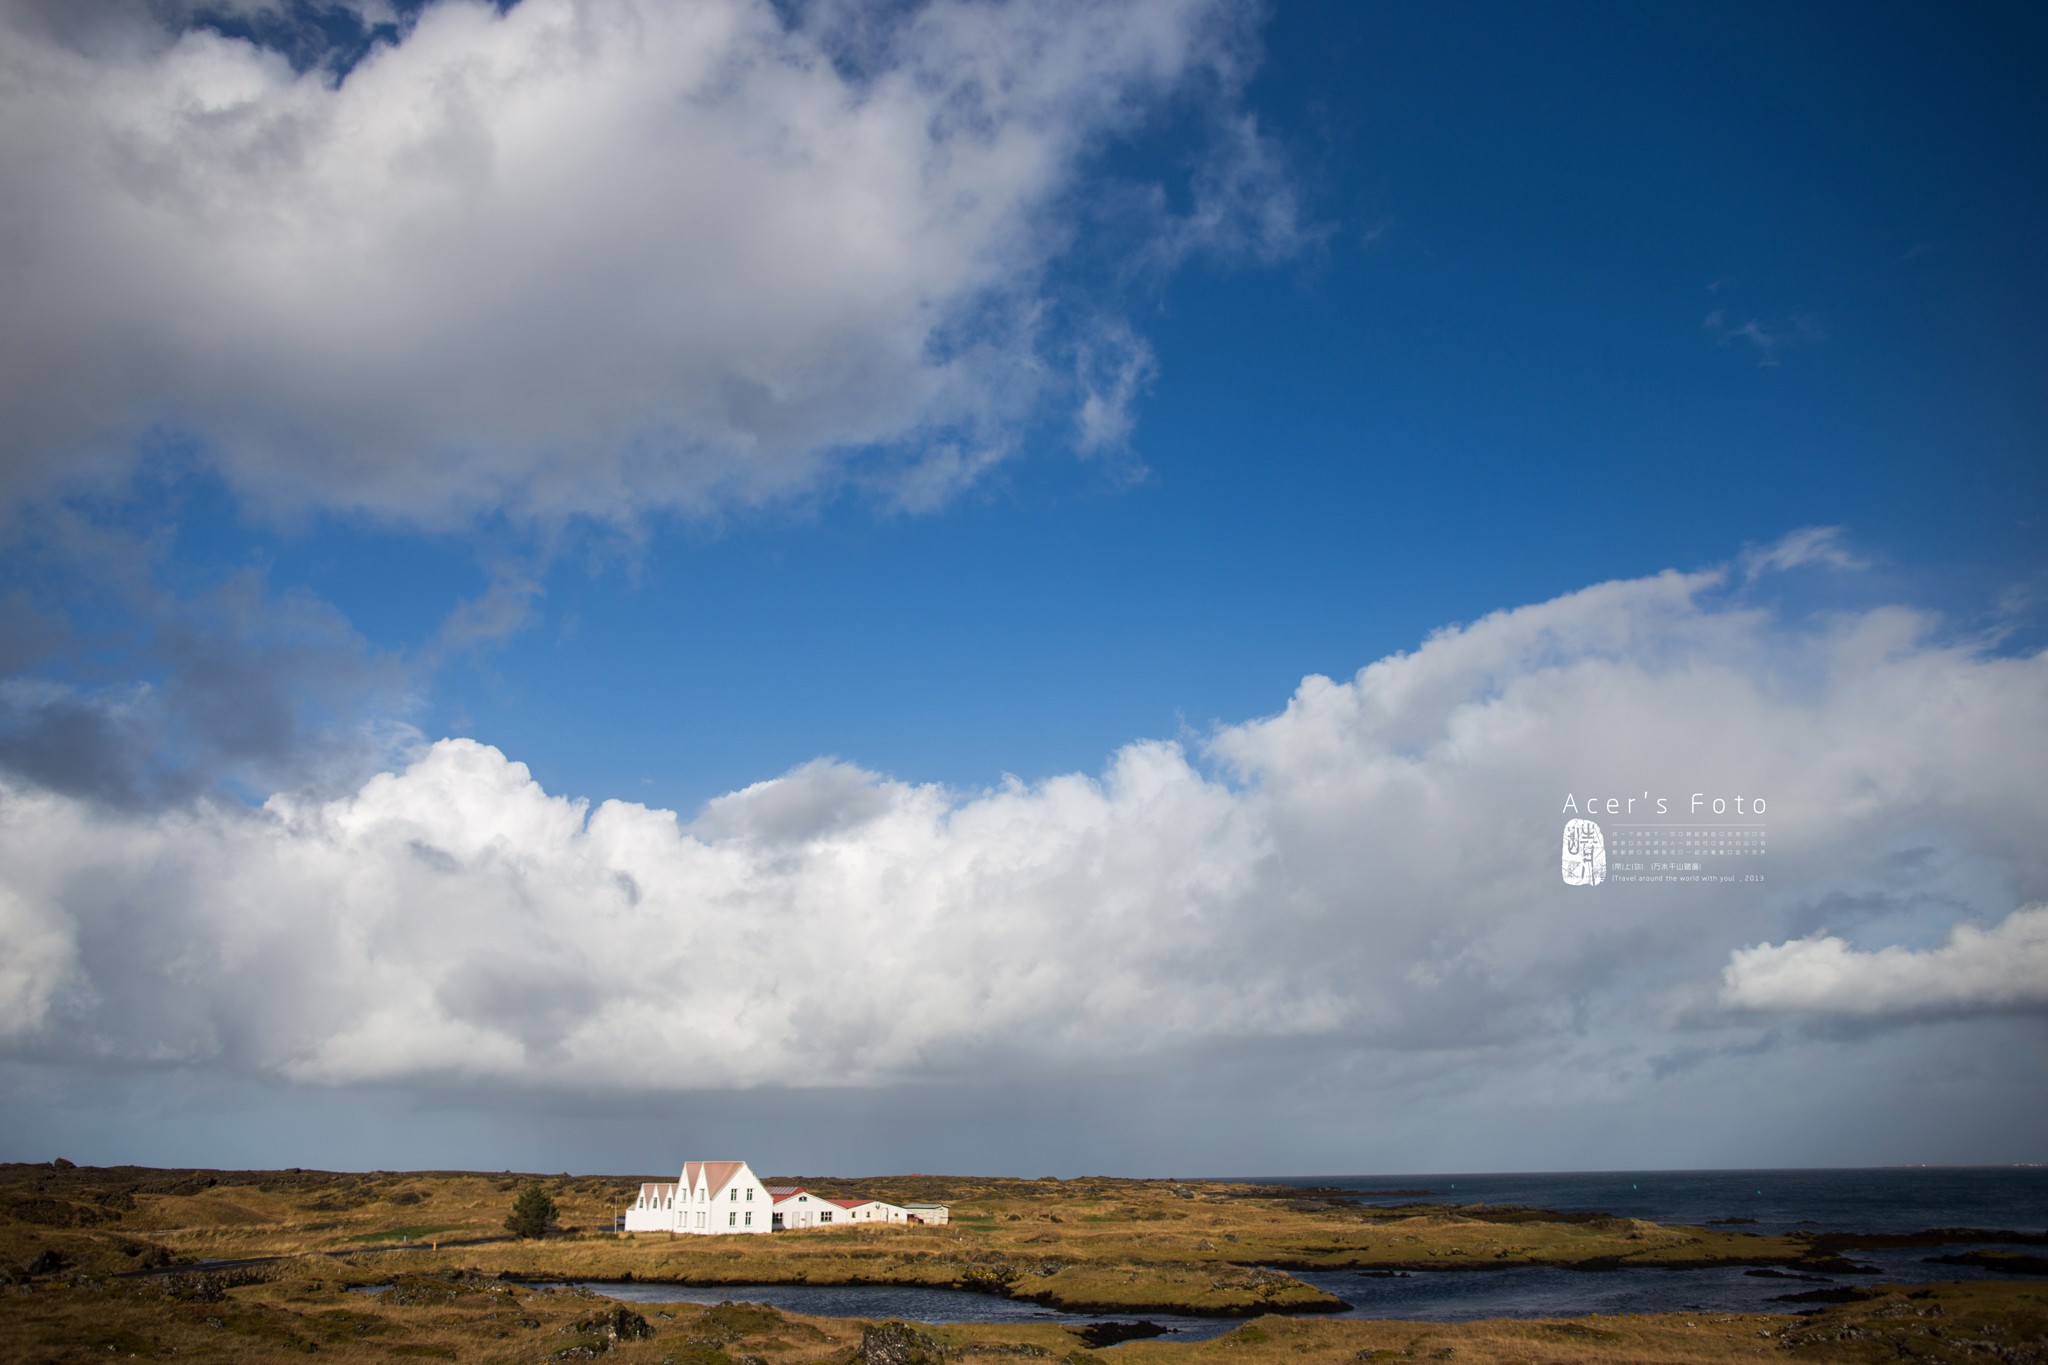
[505,1183,559,1239]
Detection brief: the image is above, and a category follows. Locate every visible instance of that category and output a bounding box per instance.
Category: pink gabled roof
[640,1182,676,1195]
[681,1160,749,1199]
[827,1198,868,1209]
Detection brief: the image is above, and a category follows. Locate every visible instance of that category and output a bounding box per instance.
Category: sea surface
[1263,1167,2048,1237]
[586,1167,2047,1332]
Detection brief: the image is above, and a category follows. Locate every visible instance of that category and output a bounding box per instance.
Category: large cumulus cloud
[1721,908,2048,1019]
[2,549,2042,1093]
[0,0,1296,522]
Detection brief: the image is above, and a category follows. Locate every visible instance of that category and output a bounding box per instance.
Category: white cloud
[0,0,1281,524]
[1,554,2043,1094]
[1719,907,2048,1018]
[1704,307,1824,366]
[1073,320,1158,456]
[1738,525,1866,579]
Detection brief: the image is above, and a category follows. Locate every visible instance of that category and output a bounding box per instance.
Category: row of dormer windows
[644,1186,759,1208]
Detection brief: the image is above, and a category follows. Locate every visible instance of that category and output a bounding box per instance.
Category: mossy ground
[2,1270,2043,1363]
[3,1165,2044,1362]
[0,1164,1868,1311]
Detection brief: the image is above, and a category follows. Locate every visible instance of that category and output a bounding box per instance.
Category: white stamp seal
[1562,818,1605,887]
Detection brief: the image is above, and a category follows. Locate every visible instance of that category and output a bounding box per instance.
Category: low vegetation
[3,1163,2044,1362]
[2,1265,2042,1363]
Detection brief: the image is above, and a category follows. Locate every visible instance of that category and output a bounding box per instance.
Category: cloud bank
[2,554,2042,1094]
[0,0,1297,522]
[1721,907,2048,1019]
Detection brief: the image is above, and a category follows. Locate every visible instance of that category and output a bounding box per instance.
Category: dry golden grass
[5,1164,2046,1363]
[1,1268,2042,1364]
[0,1164,1834,1287]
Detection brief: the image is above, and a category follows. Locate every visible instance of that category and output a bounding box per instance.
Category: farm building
[621,1159,772,1234]
[621,1160,948,1234]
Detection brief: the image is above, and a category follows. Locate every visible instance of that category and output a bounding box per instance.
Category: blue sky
[0,0,2043,1175]
[109,0,2046,812]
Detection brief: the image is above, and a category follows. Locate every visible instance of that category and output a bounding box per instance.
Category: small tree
[504,1183,559,1239]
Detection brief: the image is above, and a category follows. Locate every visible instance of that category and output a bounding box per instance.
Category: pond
[573,1242,2037,1331]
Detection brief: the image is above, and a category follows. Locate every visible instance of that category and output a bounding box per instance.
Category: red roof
[771,1187,809,1204]
[682,1160,748,1199]
[828,1198,868,1209]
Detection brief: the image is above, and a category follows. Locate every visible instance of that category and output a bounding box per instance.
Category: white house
[767,1195,917,1226]
[622,1159,773,1234]
[767,1186,846,1230]
[831,1197,910,1225]
[623,1160,947,1234]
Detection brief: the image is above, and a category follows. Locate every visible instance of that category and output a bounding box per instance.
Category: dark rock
[1075,1321,1171,1348]
[565,1307,655,1343]
[23,1249,66,1276]
[1769,1287,1876,1305]
[857,1320,946,1365]
[160,1272,229,1303]
[377,1270,499,1306]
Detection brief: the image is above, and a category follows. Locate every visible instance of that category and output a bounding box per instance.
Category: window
[745,1212,752,1226]
[746,1188,753,1200]
[729,1211,737,1227]
[820,1211,833,1224]
[731,1188,738,1201]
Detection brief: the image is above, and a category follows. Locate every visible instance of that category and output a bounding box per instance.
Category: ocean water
[1263,1167,2048,1237]
[586,1168,2047,1331]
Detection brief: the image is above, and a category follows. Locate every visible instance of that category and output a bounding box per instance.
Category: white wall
[705,1165,770,1233]
[774,1189,834,1229]
[622,1162,773,1235]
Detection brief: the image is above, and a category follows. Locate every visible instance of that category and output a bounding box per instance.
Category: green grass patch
[341,1224,463,1244]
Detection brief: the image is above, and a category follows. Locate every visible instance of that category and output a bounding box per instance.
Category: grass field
[3,1163,2043,1362]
